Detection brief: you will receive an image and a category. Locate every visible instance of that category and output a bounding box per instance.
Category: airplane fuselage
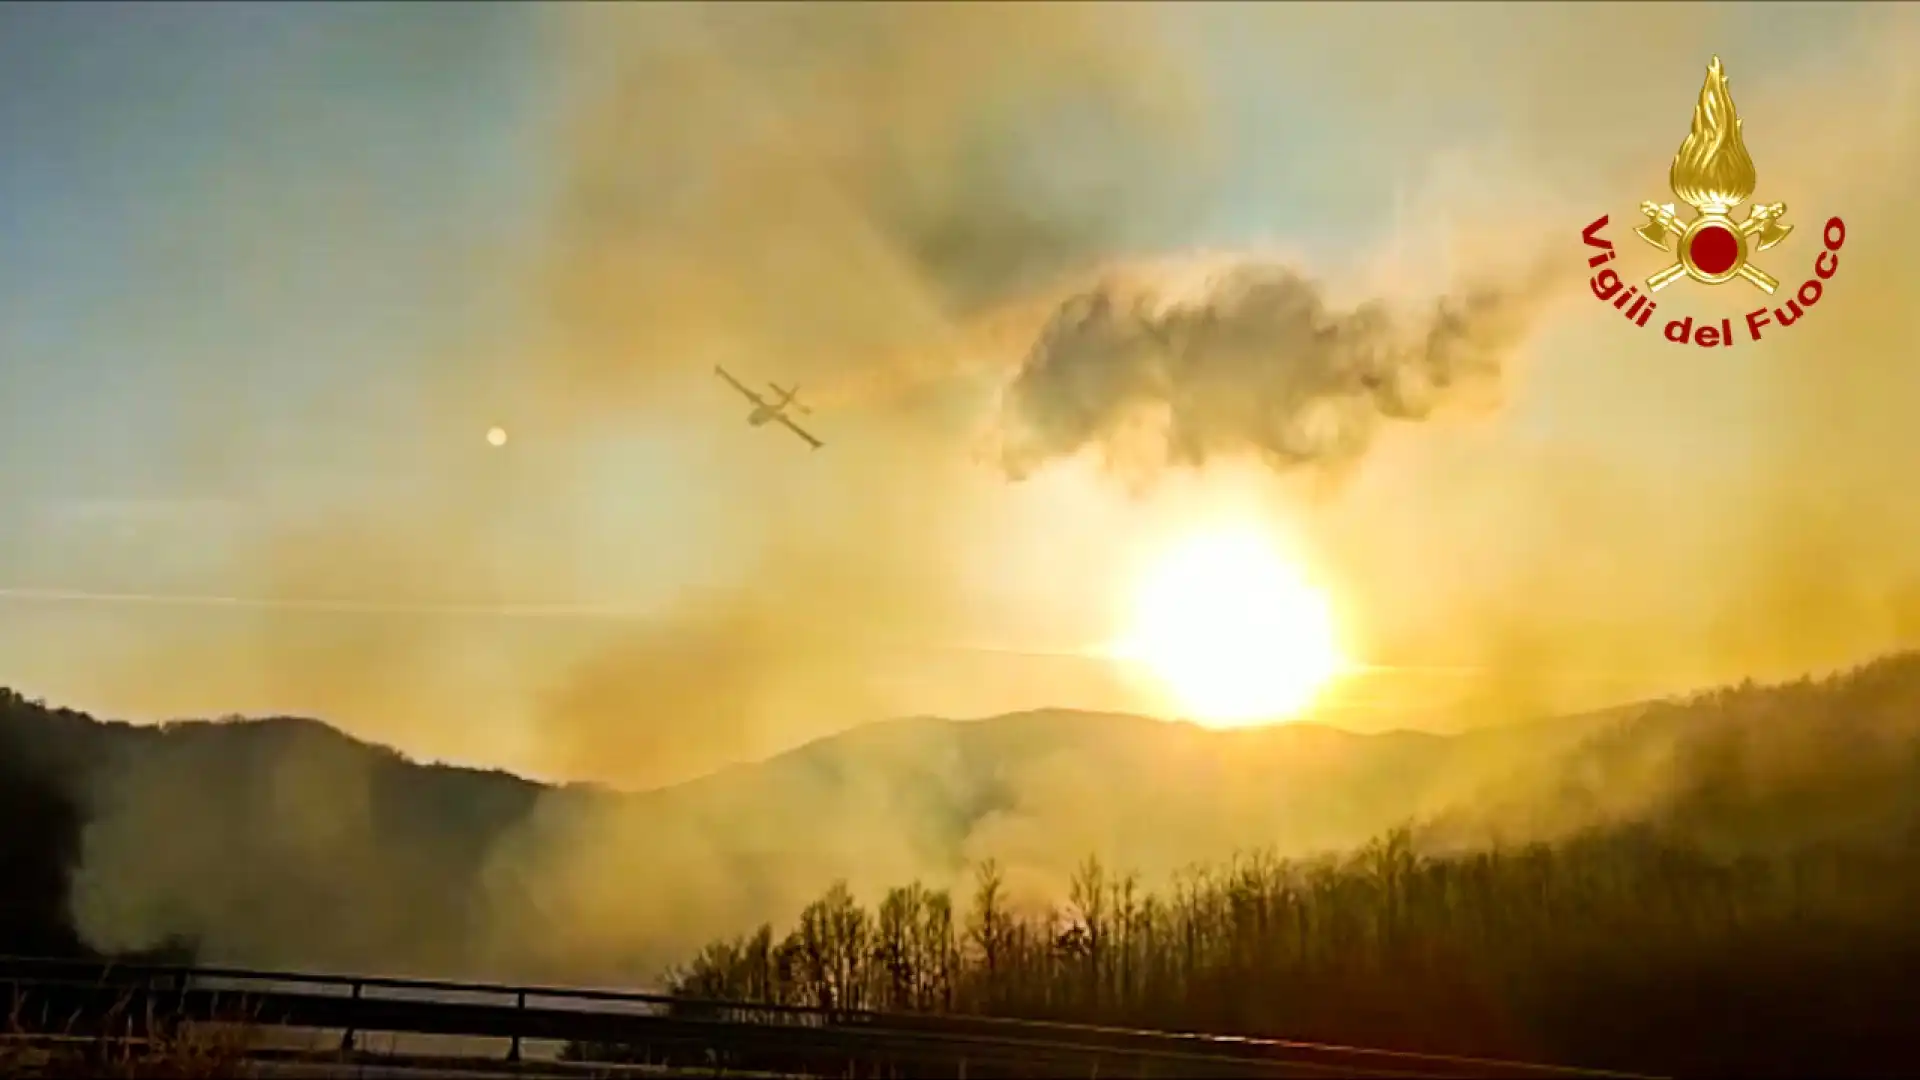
[715,365,819,448]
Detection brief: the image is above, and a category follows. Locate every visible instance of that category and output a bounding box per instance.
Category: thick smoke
[996,258,1554,479]
[72,0,1205,783]
[50,0,1204,975]
[15,0,1920,984]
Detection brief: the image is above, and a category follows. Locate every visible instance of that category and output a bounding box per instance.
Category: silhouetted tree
[0,688,89,958]
[661,656,1920,1079]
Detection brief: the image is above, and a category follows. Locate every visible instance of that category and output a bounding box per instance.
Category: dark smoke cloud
[995,258,1558,480]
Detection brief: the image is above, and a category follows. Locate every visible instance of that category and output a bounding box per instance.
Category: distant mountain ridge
[5,652,1920,981]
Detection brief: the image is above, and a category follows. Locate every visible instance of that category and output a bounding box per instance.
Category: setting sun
[1114,526,1346,727]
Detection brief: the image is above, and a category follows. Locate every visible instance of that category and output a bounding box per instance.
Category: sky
[2,2,1918,788]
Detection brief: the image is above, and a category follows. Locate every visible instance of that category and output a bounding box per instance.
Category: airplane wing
[713,365,764,406]
[776,414,824,450]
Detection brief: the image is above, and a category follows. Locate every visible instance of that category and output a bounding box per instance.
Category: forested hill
[658,655,1920,1079]
[3,652,1919,983]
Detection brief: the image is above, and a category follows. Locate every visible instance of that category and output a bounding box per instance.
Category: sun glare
[1114,526,1346,727]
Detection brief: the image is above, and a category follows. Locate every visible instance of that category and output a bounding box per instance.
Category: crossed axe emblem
[1634,201,1794,293]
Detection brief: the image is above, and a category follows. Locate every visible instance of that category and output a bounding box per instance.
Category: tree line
[659,826,1920,1077]
[655,656,1920,1079]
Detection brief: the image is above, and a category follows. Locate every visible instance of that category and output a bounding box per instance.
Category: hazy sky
[3,2,1917,786]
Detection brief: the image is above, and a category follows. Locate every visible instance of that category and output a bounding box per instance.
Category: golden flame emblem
[1634,57,1793,293]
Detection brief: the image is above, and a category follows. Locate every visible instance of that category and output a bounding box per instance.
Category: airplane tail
[770,382,811,414]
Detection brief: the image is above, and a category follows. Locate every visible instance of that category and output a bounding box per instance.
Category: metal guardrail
[0,955,1663,1079]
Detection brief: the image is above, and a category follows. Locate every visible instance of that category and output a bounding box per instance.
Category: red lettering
[1816,250,1838,279]
[1746,308,1772,341]
[1665,316,1693,344]
[1797,278,1823,307]
[1824,217,1846,251]
[1582,216,1613,249]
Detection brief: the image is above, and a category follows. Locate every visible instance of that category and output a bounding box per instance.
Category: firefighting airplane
[714,365,824,450]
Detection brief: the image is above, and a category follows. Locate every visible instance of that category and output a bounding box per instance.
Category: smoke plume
[995,257,1556,479]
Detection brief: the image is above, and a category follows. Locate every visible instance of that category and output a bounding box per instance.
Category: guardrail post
[506,990,524,1063]
[340,980,361,1054]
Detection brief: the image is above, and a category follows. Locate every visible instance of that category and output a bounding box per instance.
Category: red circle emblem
[1688,224,1740,276]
